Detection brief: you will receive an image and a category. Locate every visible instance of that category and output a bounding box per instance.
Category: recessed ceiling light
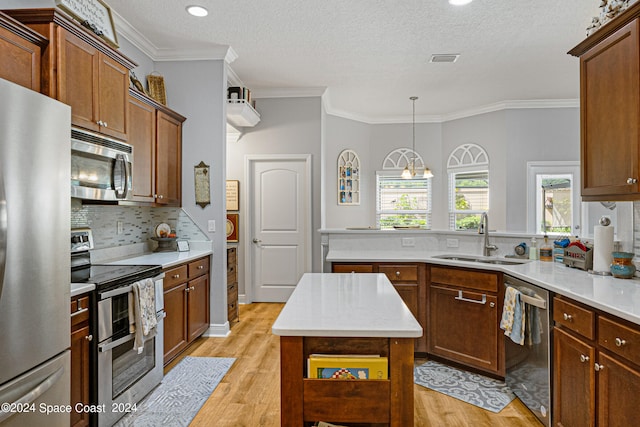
[186,5,208,17]
[449,0,473,5]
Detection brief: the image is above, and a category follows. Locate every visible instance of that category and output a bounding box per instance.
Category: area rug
[114,356,235,427]
[414,360,515,413]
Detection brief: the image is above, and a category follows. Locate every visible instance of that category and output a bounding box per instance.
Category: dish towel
[500,286,525,345]
[129,278,157,354]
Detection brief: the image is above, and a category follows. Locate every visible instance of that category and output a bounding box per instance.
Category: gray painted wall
[153,59,228,326]
[227,97,322,296]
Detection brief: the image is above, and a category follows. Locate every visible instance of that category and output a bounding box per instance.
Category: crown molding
[251,87,327,99]
[113,10,235,62]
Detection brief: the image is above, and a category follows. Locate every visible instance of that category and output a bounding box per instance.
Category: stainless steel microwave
[71,128,133,201]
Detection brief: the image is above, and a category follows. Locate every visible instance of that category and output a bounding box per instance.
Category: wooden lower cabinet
[427,265,503,376]
[553,295,640,426]
[70,294,92,427]
[163,256,210,365]
[331,262,426,352]
[553,327,596,427]
[227,247,239,323]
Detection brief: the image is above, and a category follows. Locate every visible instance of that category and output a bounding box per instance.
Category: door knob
[253,238,262,243]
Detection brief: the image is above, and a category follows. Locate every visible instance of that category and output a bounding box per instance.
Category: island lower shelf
[280,335,414,427]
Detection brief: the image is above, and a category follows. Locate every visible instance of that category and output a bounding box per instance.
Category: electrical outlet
[117,221,124,235]
[401,237,415,247]
[208,220,216,232]
[446,238,459,248]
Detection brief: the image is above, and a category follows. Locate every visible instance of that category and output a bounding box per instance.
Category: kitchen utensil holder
[563,245,593,271]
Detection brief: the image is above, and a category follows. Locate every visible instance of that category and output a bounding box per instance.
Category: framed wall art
[194,161,211,208]
[226,213,239,243]
[226,180,239,211]
[337,149,360,205]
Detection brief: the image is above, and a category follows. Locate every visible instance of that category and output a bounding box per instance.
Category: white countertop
[70,283,95,298]
[104,248,212,269]
[272,273,423,338]
[327,249,640,326]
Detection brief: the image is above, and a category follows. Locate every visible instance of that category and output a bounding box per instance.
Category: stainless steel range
[71,229,165,427]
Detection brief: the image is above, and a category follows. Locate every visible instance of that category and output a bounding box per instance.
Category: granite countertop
[272,272,423,337]
[326,249,640,326]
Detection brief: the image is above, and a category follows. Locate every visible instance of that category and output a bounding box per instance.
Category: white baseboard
[202,322,230,337]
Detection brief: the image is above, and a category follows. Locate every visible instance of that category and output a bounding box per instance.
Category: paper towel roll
[593,225,614,272]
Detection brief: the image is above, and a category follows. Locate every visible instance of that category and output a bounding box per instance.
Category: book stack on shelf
[307,354,388,380]
[227,86,255,107]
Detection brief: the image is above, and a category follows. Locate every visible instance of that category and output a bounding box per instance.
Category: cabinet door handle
[595,363,604,371]
[70,307,89,318]
[615,337,627,347]
[580,354,589,363]
[103,122,108,128]
[563,313,573,321]
[627,178,638,184]
[85,334,93,342]
[158,195,164,199]
[97,120,103,126]
[190,286,195,291]
[455,291,487,305]
[395,271,400,277]
[184,287,190,293]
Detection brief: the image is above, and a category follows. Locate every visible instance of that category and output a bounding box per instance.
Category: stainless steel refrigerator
[0,78,71,426]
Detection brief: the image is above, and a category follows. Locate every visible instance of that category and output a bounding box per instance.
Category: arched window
[376,148,432,229]
[447,144,489,230]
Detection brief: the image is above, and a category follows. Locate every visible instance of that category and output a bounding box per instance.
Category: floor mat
[114,356,235,426]
[414,360,515,413]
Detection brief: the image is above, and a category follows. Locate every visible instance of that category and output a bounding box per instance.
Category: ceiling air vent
[430,54,460,63]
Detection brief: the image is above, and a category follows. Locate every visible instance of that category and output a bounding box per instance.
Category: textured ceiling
[106,0,598,122]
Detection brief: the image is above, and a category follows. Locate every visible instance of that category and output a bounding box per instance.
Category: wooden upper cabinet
[5,8,135,141]
[569,4,640,201]
[0,12,47,91]
[59,28,128,140]
[156,111,183,206]
[128,94,157,203]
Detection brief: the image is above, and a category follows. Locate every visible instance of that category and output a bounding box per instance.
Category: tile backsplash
[71,200,208,250]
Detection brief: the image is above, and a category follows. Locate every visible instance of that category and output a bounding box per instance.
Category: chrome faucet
[479,212,498,256]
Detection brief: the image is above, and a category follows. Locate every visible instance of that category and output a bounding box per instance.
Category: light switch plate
[208,220,216,232]
[401,237,415,247]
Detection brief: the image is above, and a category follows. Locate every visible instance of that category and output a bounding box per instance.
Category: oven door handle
[98,334,134,353]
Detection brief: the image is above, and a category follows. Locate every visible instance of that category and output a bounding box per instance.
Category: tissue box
[563,245,593,271]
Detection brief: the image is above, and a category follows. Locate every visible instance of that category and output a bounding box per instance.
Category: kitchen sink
[432,254,530,265]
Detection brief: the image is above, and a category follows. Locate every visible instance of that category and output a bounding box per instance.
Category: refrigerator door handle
[0,166,6,299]
[0,365,64,423]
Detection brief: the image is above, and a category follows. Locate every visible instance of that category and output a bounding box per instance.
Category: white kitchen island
[272,273,422,427]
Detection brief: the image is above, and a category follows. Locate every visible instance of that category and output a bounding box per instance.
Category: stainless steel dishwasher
[503,274,552,427]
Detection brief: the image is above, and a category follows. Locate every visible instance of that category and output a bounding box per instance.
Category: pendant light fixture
[402,96,434,179]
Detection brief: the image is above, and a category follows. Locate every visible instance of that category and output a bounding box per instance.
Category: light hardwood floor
[167,303,543,427]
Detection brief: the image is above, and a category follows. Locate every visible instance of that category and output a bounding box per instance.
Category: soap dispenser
[529,237,539,260]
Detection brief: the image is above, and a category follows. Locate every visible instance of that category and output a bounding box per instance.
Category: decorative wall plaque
[55,0,118,47]
[194,161,211,208]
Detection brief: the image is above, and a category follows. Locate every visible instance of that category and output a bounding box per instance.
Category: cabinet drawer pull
[70,307,89,318]
[595,363,604,371]
[627,178,638,184]
[455,291,487,305]
[395,271,400,277]
[580,354,589,363]
[563,313,573,321]
[615,337,627,347]
[198,265,204,269]
[172,274,180,279]
[85,334,93,342]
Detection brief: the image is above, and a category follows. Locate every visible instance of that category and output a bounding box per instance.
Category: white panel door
[248,155,311,302]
